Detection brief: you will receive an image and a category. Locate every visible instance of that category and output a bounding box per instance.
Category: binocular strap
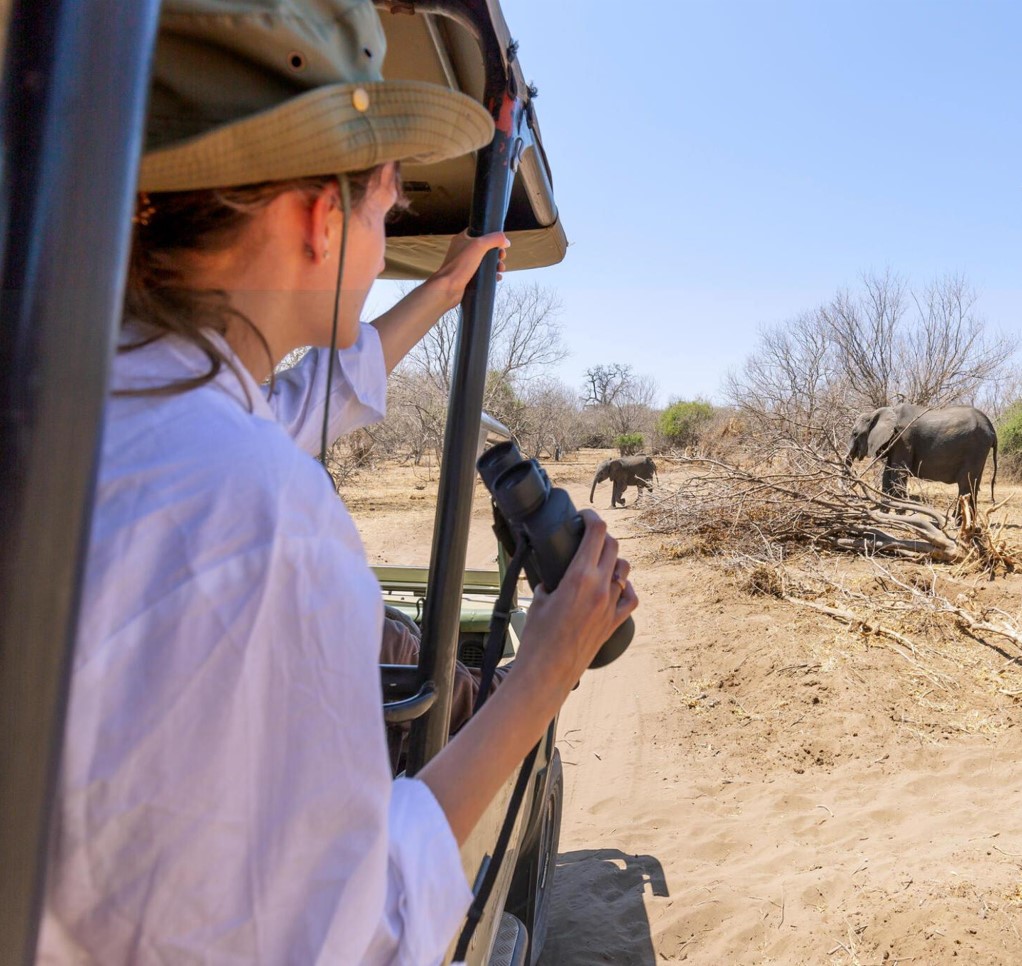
[472,538,529,716]
[456,536,537,958]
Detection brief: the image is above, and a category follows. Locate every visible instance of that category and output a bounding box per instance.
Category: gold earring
[133,192,156,226]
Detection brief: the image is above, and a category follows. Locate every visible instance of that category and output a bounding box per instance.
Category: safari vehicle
[0,1,568,964]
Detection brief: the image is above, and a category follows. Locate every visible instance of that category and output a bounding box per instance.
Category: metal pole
[0,2,160,961]
[406,88,523,774]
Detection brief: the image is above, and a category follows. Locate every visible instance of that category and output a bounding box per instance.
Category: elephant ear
[866,408,897,458]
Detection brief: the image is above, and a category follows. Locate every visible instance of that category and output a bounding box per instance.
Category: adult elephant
[590,455,658,508]
[845,403,997,513]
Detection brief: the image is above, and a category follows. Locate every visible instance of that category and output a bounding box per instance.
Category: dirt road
[350,451,1022,965]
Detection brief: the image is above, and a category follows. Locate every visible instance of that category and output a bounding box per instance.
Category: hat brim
[138,80,494,192]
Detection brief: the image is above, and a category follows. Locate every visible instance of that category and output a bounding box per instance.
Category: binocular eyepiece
[477,441,634,668]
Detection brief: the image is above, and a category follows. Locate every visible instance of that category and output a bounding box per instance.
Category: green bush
[658,400,714,449]
[999,404,1022,455]
[614,432,644,456]
[998,404,1022,482]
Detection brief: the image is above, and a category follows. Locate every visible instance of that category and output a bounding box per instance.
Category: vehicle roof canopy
[376,2,566,278]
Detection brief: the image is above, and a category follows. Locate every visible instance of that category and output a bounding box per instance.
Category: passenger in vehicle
[380,607,513,772]
[39,2,637,964]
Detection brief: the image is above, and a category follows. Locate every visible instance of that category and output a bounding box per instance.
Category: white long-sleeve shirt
[39,325,471,964]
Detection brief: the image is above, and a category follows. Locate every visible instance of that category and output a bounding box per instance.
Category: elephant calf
[590,455,658,508]
[845,403,997,514]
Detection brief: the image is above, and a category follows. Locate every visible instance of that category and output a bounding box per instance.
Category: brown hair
[123,165,402,399]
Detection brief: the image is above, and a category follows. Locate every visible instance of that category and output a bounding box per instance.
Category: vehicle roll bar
[0,3,161,962]
[405,84,527,773]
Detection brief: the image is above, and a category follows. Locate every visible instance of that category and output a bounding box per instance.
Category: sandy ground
[345,450,1022,965]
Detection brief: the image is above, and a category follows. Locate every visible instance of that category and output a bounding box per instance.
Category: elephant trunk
[589,473,599,503]
[844,439,862,470]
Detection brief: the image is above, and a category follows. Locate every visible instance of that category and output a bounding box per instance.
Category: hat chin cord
[319,174,352,469]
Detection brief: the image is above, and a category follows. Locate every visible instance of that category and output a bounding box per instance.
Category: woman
[40,2,638,963]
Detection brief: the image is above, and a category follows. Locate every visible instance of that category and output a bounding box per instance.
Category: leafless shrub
[516,376,586,459]
[321,438,361,491]
[380,371,447,464]
[999,452,1022,485]
[685,410,755,462]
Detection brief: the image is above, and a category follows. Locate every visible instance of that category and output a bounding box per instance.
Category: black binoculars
[477,441,634,668]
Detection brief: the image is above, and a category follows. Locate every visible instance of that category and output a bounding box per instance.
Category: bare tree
[404,282,566,396]
[390,281,567,456]
[899,274,1013,405]
[406,307,459,394]
[491,284,567,386]
[371,370,448,464]
[606,373,659,438]
[727,270,1017,449]
[724,310,847,443]
[822,269,907,409]
[977,365,1022,423]
[580,364,659,446]
[518,376,584,458]
[582,363,633,407]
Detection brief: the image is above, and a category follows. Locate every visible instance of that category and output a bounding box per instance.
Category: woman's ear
[305,186,339,264]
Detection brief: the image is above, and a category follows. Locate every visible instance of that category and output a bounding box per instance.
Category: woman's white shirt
[38,325,471,965]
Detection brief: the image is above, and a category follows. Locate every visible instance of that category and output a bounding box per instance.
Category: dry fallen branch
[782,594,957,692]
[724,548,1022,731]
[853,559,1022,656]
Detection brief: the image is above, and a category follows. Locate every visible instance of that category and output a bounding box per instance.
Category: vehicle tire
[523,749,562,965]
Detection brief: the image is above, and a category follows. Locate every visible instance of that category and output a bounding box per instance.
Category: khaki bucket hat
[139,0,495,192]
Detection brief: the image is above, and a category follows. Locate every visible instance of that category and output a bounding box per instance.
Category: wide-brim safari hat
[139,0,495,193]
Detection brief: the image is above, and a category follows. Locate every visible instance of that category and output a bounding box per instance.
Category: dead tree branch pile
[640,447,1018,574]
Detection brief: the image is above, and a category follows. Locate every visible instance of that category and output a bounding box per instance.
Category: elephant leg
[882,463,907,501]
[612,478,625,507]
[880,463,895,496]
[958,474,979,519]
[893,470,908,500]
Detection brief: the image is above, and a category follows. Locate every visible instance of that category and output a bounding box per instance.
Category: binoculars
[477,441,634,668]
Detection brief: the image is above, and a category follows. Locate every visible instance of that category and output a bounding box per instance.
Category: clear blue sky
[387,1,1022,405]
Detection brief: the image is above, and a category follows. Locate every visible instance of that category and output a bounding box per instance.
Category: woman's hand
[426,230,509,312]
[515,509,639,696]
[370,229,508,373]
[419,509,637,845]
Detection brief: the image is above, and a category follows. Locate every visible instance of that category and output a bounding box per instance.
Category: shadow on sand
[538,848,668,965]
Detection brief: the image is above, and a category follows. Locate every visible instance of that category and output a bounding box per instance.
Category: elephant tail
[991,433,998,502]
